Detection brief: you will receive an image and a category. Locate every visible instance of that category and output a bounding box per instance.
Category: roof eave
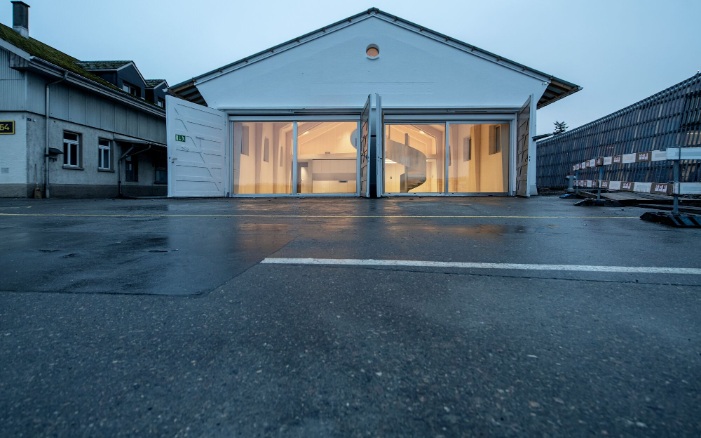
[168,80,207,106]
[538,79,583,109]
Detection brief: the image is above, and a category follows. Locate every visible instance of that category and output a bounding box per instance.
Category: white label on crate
[622,153,637,164]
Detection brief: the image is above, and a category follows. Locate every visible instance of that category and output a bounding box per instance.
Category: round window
[366,44,380,59]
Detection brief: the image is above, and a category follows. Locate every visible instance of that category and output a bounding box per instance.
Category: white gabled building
[168,8,580,198]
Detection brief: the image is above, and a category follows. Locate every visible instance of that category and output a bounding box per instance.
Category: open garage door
[360,94,382,198]
[166,95,229,197]
[516,97,531,197]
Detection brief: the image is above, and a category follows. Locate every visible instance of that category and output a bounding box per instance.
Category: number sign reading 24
[0,121,15,135]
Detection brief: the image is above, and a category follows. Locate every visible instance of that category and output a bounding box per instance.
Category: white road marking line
[261,258,701,275]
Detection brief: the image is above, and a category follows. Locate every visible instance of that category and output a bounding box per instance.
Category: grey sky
[4,0,700,133]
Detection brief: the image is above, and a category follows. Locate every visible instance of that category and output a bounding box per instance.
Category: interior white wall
[196,17,548,111]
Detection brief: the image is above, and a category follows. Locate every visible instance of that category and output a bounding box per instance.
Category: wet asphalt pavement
[0,196,700,436]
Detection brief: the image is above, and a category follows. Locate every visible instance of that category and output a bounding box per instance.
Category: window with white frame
[63,132,81,168]
[98,138,111,170]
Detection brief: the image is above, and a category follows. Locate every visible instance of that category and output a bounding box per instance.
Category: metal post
[292,122,298,195]
[673,158,680,215]
[574,170,579,196]
[597,165,603,201]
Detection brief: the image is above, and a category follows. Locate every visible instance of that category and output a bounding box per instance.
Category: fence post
[672,150,680,215]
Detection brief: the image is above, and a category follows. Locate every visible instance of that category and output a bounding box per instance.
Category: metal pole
[673,157,680,215]
[597,165,603,201]
[575,170,579,196]
[292,122,298,195]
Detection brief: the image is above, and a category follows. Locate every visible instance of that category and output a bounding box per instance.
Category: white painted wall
[196,17,548,111]
[0,113,27,188]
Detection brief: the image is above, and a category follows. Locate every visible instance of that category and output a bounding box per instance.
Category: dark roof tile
[77,60,132,70]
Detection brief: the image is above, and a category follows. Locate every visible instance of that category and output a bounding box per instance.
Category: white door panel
[166,95,228,197]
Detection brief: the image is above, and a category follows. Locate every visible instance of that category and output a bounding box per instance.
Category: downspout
[44,72,67,198]
[117,145,134,198]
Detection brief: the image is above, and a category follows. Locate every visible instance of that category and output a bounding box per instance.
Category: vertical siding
[49,83,69,119]
[0,48,27,110]
[126,109,139,137]
[27,75,46,114]
[68,88,87,125]
[114,105,127,133]
[100,101,115,131]
[537,73,701,189]
[86,95,101,127]
[4,56,165,143]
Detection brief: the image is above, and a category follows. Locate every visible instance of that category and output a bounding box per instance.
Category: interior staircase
[385,134,427,192]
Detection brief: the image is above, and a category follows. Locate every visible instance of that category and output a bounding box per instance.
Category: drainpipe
[117,145,134,198]
[44,72,67,198]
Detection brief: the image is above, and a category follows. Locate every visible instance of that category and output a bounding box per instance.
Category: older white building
[0,1,167,198]
[168,8,579,198]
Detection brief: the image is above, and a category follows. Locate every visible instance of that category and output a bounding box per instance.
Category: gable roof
[171,8,581,109]
[78,60,149,86]
[145,79,168,88]
[0,24,164,116]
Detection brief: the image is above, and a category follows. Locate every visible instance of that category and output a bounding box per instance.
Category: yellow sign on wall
[0,121,15,135]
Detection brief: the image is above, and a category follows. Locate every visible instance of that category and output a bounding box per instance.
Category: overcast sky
[3,0,700,133]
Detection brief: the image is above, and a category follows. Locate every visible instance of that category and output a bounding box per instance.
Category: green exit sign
[175,134,186,142]
[0,120,15,135]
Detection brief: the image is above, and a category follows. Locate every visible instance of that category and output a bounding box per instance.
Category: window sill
[62,165,83,170]
[98,168,115,173]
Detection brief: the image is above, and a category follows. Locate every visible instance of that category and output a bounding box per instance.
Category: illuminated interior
[233,122,294,195]
[233,121,358,195]
[297,122,358,194]
[384,124,445,193]
[384,122,510,194]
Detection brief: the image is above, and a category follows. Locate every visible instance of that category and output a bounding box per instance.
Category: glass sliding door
[448,123,510,193]
[384,121,511,195]
[296,121,358,194]
[233,122,293,195]
[232,120,359,196]
[384,124,445,193]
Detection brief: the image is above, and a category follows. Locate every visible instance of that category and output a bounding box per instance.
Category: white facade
[168,9,579,198]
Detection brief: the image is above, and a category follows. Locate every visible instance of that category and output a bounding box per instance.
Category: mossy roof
[0,22,117,90]
[77,60,132,70]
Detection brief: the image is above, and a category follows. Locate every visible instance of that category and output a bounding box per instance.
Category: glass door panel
[296,122,358,194]
[448,123,510,193]
[233,122,293,195]
[384,124,445,193]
